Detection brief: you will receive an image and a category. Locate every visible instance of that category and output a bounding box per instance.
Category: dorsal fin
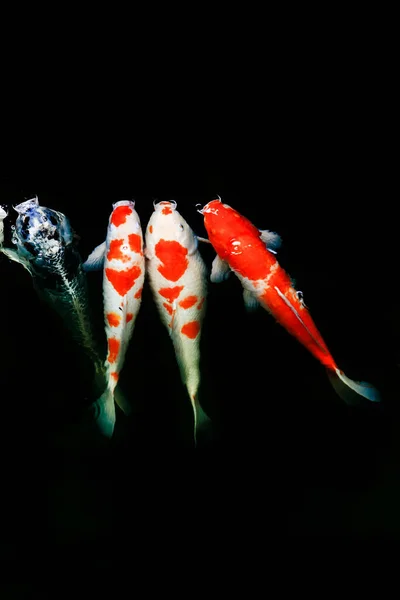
[274,286,326,353]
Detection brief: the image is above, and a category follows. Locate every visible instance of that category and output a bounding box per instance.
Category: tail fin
[114,385,132,416]
[92,388,116,437]
[327,367,381,405]
[191,395,212,446]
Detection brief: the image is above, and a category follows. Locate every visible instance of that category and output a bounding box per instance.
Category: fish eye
[179,224,184,231]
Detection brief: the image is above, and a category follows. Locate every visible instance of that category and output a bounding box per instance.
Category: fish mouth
[197,195,222,215]
[153,200,177,211]
[112,200,135,209]
[14,196,39,214]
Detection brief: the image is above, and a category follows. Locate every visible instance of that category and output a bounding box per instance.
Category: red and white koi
[83,200,145,435]
[199,198,381,404]
[145,200,210,443]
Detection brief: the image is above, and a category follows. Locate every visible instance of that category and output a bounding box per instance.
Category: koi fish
[145,200,210,443]
[1,196,117,435]
[199,198,381,404]
[83,200,145,431]
[0,205,7,245]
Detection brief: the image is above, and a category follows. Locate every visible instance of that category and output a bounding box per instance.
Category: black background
[1,153,399,552]
[1,39,399,567]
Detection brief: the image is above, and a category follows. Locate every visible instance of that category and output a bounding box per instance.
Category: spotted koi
[83,200,145,434]
[145,200,210,443]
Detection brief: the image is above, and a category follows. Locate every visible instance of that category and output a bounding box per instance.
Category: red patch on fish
[203,202,274,280]
[197,297,205,310]
[126,313,133,323]
[106,265,142,296]
[111,372,119,382]
[179,295,198,309]
[158,285,184,303]
[107,312,121,327]
[149,225,153,233]
[111,205,133,227]
[107,338,120,363]
[107,239,129,262]
[162,205,172,215]
[181,321,200,339]
[155,240,188,281]
[163,302,173,315]
[134,287,143,299]
[238,244,276,280]
[128,233,142,254]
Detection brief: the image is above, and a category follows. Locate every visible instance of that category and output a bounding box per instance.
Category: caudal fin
[114,385,132,416]
[327,367,381,405]
[92,388,116,437]
[191,395,212,446]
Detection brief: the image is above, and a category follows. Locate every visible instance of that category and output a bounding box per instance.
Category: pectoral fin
[188,234,199,255]
[259,229,282,253]
[243,289,259,312]
[82,241,106,271]
[0,248,32,273]
[114,385,132,416]
[210,255,231,283]
[196,236,211,244]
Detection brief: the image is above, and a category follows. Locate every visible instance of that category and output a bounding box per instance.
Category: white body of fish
[144,200,210,443]
[84,200,145,434]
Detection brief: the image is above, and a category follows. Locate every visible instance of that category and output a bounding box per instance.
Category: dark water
[1,173,399,572]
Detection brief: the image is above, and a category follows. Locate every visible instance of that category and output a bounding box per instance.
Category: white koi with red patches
[83,200,145,431]
[200,198,381,405]
[145,200,210,443]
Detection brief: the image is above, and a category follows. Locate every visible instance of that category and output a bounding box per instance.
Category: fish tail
[326,367,381,405]
[114,384,132,416]
[190,393,212,446]
[103,352,132,417]
[92,387,116,437]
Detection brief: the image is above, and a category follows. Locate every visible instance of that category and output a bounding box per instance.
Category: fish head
[109,200,141,235]
[0,206,7,220]
[146,200,198,255]
[198,197,241,248]
[12,197,75,264]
